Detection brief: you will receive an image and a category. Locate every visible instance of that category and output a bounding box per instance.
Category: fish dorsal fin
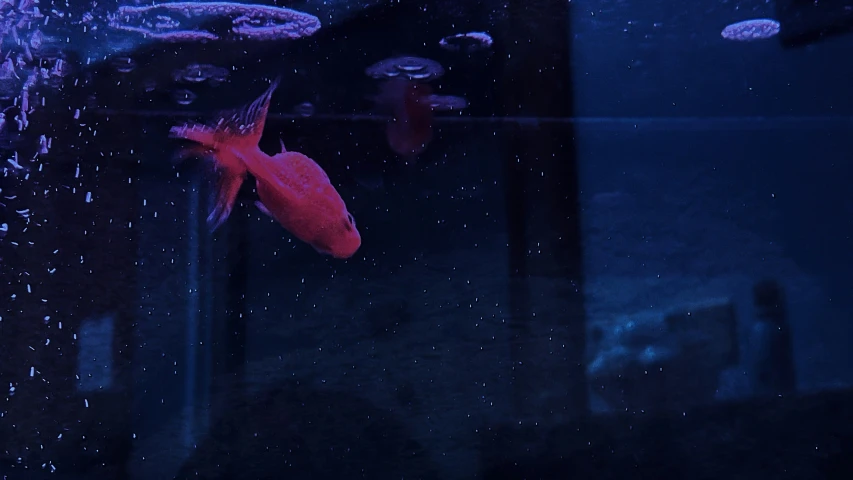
[279,138,287,153]
[211,77,281,147]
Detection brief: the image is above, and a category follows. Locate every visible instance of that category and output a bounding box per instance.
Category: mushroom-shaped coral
[365,56,444,82]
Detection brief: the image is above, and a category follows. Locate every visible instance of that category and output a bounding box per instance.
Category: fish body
[169,79,361,259]
[255,140,360,258]
[373,78,433,161]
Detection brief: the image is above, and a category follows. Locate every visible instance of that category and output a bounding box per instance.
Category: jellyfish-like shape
[365,56,445,82]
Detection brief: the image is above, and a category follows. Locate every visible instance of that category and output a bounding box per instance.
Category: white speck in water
[85,192,92,203]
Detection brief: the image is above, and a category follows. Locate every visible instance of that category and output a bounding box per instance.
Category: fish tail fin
[169,76,281,153]
[172,144,213,167]
[169,142,245,231]
[169,77,281,231]
[169,123,218,148]
[207,166,245,232]
[230,76,280,146]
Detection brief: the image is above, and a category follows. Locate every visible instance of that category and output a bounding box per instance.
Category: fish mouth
[312,244,351,259]
[329,246,359,260]
[315,239,360,259]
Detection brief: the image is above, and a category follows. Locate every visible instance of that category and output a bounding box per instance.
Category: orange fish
[373,78,434,161]
[169,78,361,259]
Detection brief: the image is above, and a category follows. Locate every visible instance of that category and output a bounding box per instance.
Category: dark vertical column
[193,174,215,438]
[498,0,588,420]
[752,280,796,396]
[91,148,137,480]
[225,209,249,379]
[203,189,249,479]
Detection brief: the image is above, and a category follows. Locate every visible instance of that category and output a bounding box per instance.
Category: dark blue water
[1,0,852,479]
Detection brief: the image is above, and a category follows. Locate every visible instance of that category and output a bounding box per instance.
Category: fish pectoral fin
[279,138,287,153]
[173,145,212,166]
[254,200,273,218]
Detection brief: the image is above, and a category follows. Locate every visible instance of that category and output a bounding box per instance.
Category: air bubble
[294,102,315,117]
[172,89,197,106]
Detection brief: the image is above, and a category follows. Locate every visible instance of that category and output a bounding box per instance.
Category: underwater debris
[6,154,24,171]
[438,31,493,52]
[365,56,445,82]
[0,58,19,81]
[107,2,322,42]
[426,94,467,111]
[28,28,44,50]
[172,63,229,85]
[0,64,17,101]
[0,2,64,117]
[721,18,780,41]
[37,134,50,154]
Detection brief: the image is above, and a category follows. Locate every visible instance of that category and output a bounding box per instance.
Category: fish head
[313,211,361,259]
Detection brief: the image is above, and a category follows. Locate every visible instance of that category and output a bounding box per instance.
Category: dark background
[1,0,852,478]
